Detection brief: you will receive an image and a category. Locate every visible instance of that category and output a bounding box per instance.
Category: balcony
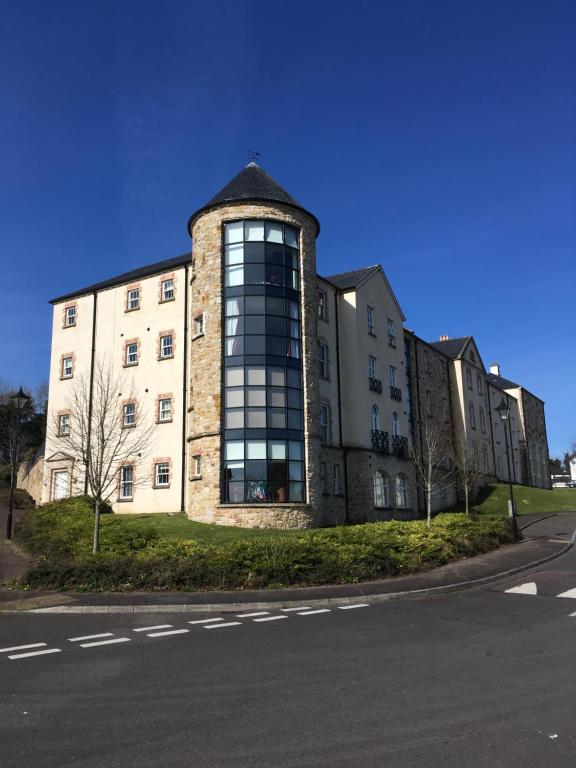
[371,429,389,454]
[391,435,409,459]
[369,377,383,393]
[390,385,402,401]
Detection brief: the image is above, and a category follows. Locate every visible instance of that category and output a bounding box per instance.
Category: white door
[53,471,69,500]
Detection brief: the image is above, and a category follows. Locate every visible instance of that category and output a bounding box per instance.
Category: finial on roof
[246,148,260,165]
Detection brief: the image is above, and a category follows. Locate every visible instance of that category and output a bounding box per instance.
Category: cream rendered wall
[43,293,96,503]
[43,265,189,513]
[94,266,187,513]
[338,272,408,448]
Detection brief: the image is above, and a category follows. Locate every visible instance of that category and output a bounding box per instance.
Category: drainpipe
[84,291,98,495]
[334,290,349,524]
[180,263,189,512]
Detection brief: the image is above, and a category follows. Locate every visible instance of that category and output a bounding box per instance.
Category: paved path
[0,504,32,584]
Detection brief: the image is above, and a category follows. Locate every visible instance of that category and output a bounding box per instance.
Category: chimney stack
[490,363,500,376]
[439,335,450,342]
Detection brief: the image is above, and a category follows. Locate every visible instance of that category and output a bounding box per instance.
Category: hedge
[15,498,513,592]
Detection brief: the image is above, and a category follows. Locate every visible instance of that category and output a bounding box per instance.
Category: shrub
[18,510,513,592]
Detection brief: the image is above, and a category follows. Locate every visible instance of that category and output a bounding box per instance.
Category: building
[35,164,551,526]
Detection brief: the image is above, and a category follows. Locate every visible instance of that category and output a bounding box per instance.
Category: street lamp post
[6,386,31,540]
[496,396,519,543]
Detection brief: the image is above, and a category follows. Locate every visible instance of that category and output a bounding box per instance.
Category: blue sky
[1,0,574,456]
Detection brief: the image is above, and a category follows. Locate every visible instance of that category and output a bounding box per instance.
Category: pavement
[1,510,575,614]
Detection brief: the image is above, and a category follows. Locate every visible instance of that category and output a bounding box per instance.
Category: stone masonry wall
[187,201,320,528]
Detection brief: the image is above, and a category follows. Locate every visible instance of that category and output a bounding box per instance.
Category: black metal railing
[392,435,409,459]
[369,377,382,393]
[371,429,389,454]
[390,385,402,401]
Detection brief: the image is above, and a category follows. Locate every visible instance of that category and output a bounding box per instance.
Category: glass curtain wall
[222,219,305,504]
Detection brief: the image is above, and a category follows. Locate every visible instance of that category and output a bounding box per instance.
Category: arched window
[370,405,379,432]
[395,474,408,507]
[373,471,389,507]
[391,411,399,437]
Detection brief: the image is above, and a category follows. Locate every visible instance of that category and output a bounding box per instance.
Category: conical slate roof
[188,163,319,235]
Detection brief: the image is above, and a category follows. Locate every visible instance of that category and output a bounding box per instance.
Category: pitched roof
[429,337,470,359]
[486,372,521,391]
[323,265,380,291]
[49,253,191,304]
[187,163,320,236]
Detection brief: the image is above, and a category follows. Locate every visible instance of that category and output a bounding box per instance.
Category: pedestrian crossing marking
[504,582,537,595]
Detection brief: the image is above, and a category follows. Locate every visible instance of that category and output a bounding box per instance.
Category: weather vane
[247,149,260,163]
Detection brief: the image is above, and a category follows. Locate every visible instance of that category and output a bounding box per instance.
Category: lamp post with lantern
[496,396,519,543]
[5,386,32,540]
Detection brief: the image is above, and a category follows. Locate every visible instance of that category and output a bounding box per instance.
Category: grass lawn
[100,511,302,545]
[465,483,576,517]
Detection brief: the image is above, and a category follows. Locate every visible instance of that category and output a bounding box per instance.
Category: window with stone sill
[125,343,138,366]
[58,413,70,436]
[320,403,330,444]
[374,470,389,508]
[387,318,396,346]
[194,314,204,337]
[127,289,140,311]
[62,356,73,378]
[123,403,136,428]
[318,289,328,321]
[64,306,76,327]
[395,474,408,507]
[368,355,376,379]
[367,305,375,335]
[119,465,134,500]
[160,335,173,359]
[155,462,170,488]
[192,455,202,477]
[158,398,172,422]
[318,342,329,379]
[161,278,174,302]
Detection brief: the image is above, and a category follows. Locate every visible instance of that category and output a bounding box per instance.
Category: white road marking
[147,629,190,638]
[68,633,114,642]
[8,648,61,660]
[281,606,311,612]
[80,637,131,648]
[504,582,538,595]
[338,604,370,610]
[133,625,173,632]
[253,615,287,622]
[236,612,270,618]
[203,622,242,629]
[569,611,576,617]
[187,618,225,625]
[0,643,47,654]
[557,588,576,599]
[298,609,332,616]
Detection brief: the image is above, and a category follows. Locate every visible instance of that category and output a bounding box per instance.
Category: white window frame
[119,465,134,499]
[127,289,140,310]
[318,289,328,321]
[367,305,375,334]
[161,278,174,302]
[370,404,379,432]
[65,306,76,327]
[155,462,170,487]
[387,318,396,345]
[62,357,73,378]
[160,335,173,359]
[58,413,70,435]
[159,398,172,422]
[389,365,396,388]
[392,411,399,437]
[194,314,205,337]
[123,402,136,427]
[374,471,389,508]
[126,343,138,366]
[193,455,201,477]
[395,474,408,507]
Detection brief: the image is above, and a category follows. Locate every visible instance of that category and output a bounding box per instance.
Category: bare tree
[53,360,154,553]
[450,436,485,515]
[411,413,453,528]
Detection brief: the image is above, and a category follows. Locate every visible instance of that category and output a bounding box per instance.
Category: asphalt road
[3,551,576,768]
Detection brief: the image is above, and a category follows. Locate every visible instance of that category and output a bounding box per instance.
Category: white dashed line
[203,622,242,629]
[133,625,173,633]
[0,643,47,654]
[147,629,190,638]
[504,582,537,595]
[79,637,131,648]
[297,609,331,616]
[236,612,270,618]
[281,607,311,612]
[569,611,576,617]
[253,615,288,623]
[68,633,114,642]
[8,648,61,660]
[557,588,576,599]
[187,618,225,625]
[338,604,370,610]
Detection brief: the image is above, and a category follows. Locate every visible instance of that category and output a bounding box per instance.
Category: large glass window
[222,220,305,504]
